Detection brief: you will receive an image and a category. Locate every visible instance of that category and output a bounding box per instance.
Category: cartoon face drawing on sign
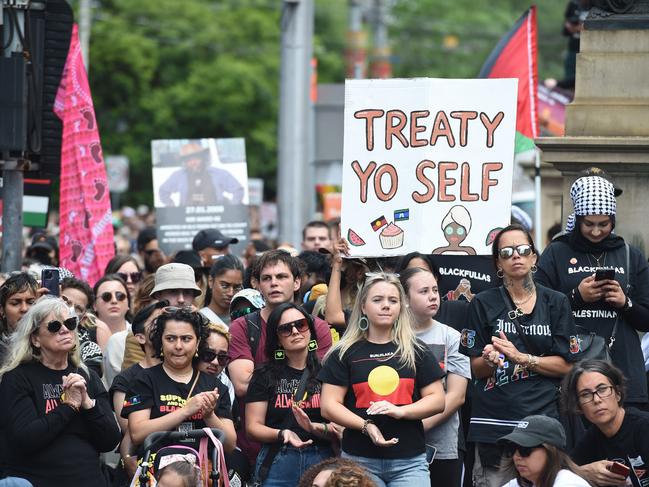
[432,205,476,256]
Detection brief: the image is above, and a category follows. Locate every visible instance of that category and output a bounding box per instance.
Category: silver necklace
[588,251,607,268]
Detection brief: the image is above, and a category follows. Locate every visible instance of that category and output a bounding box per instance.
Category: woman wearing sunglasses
[319,272,446,487]
[93,274,132,336]
[105,255,143,302]
[498,415,590,487]
[246,302,334,486]
[459,224,578,487]
[0,297,120,486]
[94,274,133,385]
[562,360,649,487]
[537,174,649,409]
[122,308,236,456]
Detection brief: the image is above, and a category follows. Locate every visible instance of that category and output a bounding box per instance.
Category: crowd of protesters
[0,170,648,487]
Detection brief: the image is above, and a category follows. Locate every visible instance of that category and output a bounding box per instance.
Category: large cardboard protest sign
[152,138,249,255]
[341,78,517,257]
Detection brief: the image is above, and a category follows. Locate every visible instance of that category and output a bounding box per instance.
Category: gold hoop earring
[497,269,504,279]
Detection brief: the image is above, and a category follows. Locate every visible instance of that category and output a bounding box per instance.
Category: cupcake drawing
[379,222,404,249]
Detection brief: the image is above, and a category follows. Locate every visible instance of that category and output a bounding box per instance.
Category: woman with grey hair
[0,297,120,486]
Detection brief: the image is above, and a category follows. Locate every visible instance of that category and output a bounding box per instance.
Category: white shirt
[501,469,592,487]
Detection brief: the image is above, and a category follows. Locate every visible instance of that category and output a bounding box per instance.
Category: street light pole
[277,0,314,247]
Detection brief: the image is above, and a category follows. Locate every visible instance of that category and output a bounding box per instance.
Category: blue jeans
[254,444,333,487]
[342,452,430,487]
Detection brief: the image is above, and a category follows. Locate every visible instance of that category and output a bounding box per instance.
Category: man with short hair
[301,220,332,252]
[192,228,239,266]
[137,226,166,276]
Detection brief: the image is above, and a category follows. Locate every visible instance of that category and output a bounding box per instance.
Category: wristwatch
[622,296,633,312]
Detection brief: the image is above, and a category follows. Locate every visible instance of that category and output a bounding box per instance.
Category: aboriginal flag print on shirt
[319,339,444,459]
[352,365,415,408]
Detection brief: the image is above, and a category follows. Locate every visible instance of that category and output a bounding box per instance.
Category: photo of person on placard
[158,141,245,207]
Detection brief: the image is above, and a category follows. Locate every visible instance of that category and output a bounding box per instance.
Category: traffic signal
[0,0,73,176]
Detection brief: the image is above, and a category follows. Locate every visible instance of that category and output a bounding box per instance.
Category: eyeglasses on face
[100,291,128,303]
[577,385,615,405]
[503,443,541,458]
[46,316,78,334]
[276,318,310,337]
[230,306,255,320]
[199,349,230,366]
[498,244,533,259]
[117,271,142,283]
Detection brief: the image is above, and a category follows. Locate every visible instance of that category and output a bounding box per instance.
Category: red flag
[54,25,114,285]
[479,6,538,151]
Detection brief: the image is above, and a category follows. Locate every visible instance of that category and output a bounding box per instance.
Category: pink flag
[54,24,114,285]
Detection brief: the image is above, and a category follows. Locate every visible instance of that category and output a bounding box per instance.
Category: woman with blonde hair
[0,297,120,486]
[319,272,446,487]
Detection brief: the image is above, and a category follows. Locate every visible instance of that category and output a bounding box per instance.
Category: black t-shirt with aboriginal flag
[246,364,327,445]
[121,364,231,453]
[318,340,444,459]
[459,285,578,444]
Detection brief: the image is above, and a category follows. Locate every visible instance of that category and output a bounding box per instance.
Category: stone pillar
[536,1,649,255]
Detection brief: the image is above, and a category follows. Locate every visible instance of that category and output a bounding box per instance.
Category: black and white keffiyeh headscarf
[565,176,616,232]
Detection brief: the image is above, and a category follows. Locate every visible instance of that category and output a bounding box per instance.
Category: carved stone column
[536,0,649,254]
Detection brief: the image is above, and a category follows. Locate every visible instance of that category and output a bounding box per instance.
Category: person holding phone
[536,174,649,408]
[561,360,649,487]
[459,225,578,487]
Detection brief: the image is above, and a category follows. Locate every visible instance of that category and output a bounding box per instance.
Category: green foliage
[390,0,567,80]
[89,0,281,204]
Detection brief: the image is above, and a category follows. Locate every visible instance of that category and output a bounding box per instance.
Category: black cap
[579,166,623,197]
[497,415,566,449]
[192,229,239,251]
[172,250,204,269]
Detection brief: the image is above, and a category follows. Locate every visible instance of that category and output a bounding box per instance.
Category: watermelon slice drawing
[348,228,366,247]
[485,227,503,246]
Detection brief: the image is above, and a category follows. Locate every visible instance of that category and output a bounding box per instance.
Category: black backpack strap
[246,310,262,360]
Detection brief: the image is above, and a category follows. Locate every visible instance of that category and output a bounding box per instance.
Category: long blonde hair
[326,272,423,370]
[0,296,86,380]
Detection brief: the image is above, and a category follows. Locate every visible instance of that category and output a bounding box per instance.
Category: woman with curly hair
[122,308,236,456]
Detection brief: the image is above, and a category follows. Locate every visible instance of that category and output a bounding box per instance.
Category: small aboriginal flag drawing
[371,215,388,232]
[394,209,410,221]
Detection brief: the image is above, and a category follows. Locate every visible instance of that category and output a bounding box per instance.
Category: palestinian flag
[0,178,51,230]
[23,179,51,227]
[479,6,538,153]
